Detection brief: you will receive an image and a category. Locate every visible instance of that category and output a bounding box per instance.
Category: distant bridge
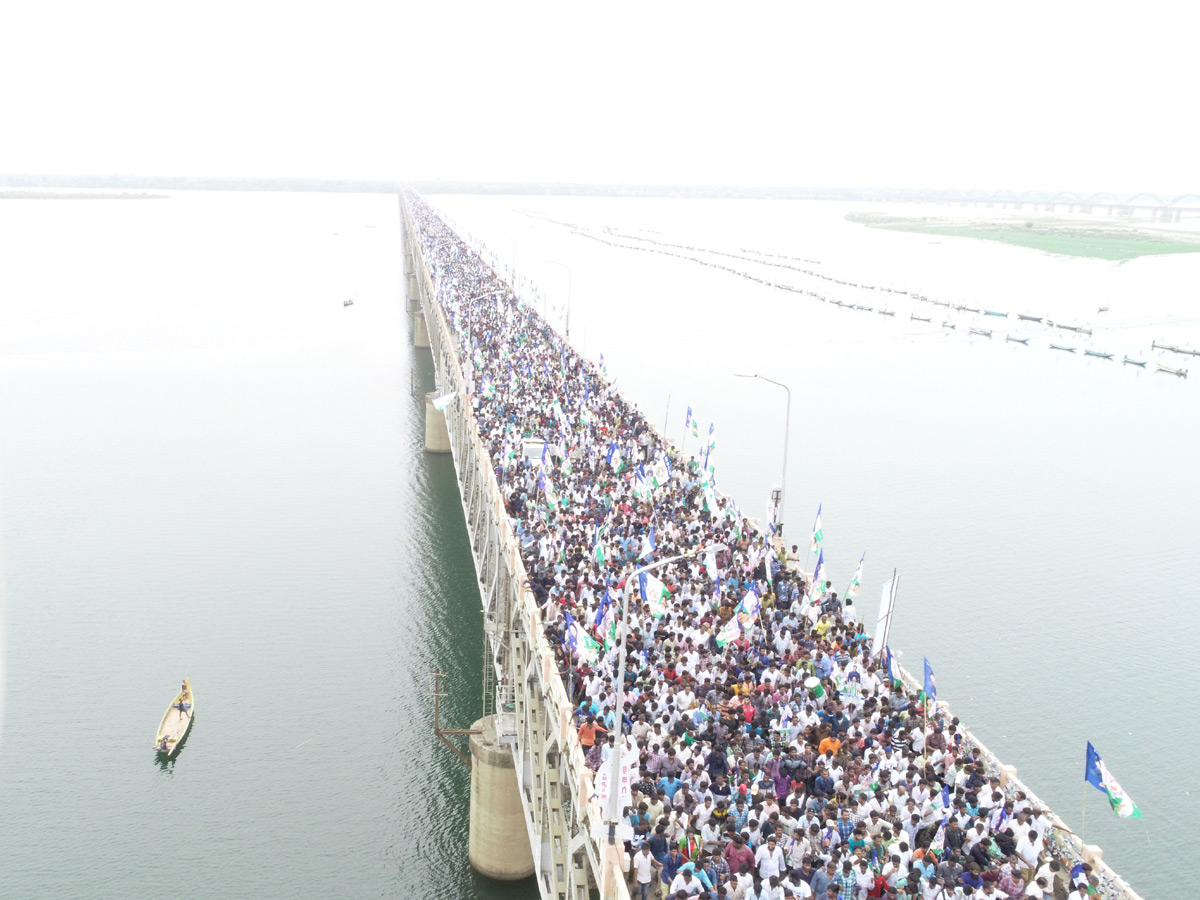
[863,188,1200,221]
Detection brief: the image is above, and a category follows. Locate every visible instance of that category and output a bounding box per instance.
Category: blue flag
[1085,741,1142,818]
[923,657,937,703]
[594,587,611,628]
[564,611,578,655]
[884,645,897,683]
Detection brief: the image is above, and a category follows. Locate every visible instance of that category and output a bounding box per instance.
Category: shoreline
[846,212,1200,261]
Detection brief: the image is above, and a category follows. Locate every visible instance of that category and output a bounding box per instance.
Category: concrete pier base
[407,275,419,301]
[424,392,452,453]
[413,312,431,349]
[469,716,534,880]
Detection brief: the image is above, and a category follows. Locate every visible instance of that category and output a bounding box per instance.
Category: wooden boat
[855,305,873,312]
[155,679,194,755]
[1006,336,1029,345]
[1058,324,1093,335]
[941,322,956,330]
[911,314,931,323]
[1017,314,1043,323]
[877,309,896,317]
[343,299,354,307]
[1156,363,1188,378]
[1123,357,1147,367]
[983,310,1008,317]
[1084,350,1114,360]
[1050,344,1076,353]
[1098,306,1109,313]
[969,328,993,338]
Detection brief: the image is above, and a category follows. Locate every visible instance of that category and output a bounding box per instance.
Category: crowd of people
[407,193,1096,900]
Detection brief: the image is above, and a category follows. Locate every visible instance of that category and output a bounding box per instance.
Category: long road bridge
[856,188,1200,220]
[398,193,1145,900]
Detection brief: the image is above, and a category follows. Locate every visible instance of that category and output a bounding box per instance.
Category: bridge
[861,188,1200,220]
[398,192,1146,900]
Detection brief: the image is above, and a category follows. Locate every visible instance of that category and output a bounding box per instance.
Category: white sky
[1,1,1194,194]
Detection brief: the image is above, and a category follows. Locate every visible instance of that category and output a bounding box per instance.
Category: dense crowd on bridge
[407,192,1093,900]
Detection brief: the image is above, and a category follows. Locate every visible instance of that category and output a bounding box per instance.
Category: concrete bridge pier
[424,392,452,453]
[468,715,535,880]
[413,311,431,348]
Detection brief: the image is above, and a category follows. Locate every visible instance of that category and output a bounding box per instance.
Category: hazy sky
[2,1,1194,194]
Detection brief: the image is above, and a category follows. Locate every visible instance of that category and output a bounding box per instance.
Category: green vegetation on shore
[846,212,1200,261]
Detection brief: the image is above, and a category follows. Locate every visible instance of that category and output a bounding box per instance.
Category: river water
[0,191,527,899]
[0,190,1194,899]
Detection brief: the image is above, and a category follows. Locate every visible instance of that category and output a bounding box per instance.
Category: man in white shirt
[1014,828,1040,881]
[668,866,704,896]
[630,845,660,900]
[755,835,786,880]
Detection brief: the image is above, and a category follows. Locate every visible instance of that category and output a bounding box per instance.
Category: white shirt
[669,873,703,895]
[632,851,656,884]
[755,844,785,878]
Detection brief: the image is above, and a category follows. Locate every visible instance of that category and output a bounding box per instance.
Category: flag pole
[1081,783,1087,845]
[663,394,671,435]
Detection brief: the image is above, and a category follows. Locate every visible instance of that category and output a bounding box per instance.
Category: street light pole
[733,373,791,534]
[605,543,727,846]
[545,259,572,340]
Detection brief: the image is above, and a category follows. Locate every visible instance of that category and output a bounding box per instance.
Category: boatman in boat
[175,681,191,718]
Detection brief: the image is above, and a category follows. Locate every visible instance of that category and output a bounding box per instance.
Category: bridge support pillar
[413,311,431,349]
[468,715,535,881]
[408,274,419,301]
[424,392,452,454]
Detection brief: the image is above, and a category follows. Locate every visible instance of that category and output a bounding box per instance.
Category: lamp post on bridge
[601,541,727,890]
[733,373,791,535]
[544,259,572,340]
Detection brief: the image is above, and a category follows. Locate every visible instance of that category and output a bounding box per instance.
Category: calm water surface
[0,192,529,899]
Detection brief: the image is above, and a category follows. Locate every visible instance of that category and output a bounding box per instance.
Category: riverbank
[846,212,1200,261]
[0,190,168,199]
